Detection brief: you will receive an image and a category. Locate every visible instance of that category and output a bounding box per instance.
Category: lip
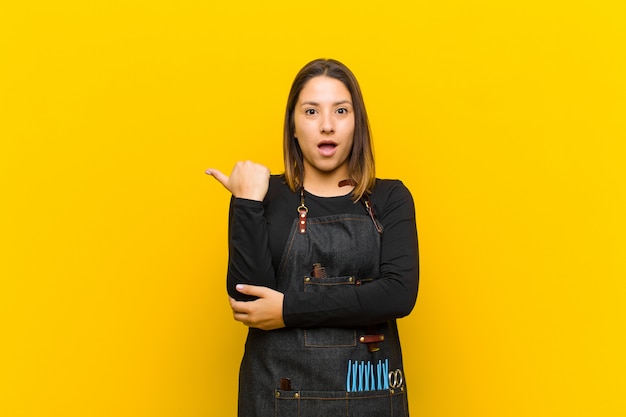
[317,140,338,157]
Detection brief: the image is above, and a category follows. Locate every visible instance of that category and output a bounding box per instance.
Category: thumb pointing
[206,168,230,190]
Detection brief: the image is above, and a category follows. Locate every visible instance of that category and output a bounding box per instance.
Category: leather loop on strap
[298,188,308,234]
[298,206,308,234]
[359,334,385,344]
[359,334,385,352]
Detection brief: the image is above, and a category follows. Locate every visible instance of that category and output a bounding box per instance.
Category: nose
[320,112,334,134]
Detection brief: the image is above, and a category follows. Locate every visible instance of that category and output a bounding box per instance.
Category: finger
[232,311,248,323]
[229,298,250,314]
[205,168,230,189]
[235,284,266,298]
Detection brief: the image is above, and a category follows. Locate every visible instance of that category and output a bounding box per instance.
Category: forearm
[282,272,417,328]
[227,197,276,300]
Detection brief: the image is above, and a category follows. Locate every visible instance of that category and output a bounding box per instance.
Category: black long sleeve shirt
[227,175,419,328]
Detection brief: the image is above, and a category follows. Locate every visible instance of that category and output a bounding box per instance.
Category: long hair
[283,59,375,201]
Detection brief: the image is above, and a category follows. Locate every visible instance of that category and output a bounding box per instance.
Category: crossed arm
[207,162,419,331]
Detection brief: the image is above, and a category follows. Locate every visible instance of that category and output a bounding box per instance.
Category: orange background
[1,1,625,416]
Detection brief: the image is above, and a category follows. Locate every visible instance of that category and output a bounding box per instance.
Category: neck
[303,170,354,197]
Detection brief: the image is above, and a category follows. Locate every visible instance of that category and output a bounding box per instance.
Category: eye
[337,107,349,114]
[305,108,317,115]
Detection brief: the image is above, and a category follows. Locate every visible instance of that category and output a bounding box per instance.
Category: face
[294,76,355,181]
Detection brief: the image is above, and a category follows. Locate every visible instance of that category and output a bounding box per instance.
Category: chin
[316,164,347,174]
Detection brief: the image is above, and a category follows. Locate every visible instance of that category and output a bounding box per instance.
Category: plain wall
[1,1,625,416]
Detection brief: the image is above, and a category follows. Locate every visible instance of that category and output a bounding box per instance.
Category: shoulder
[264,174,295,205]
[369,179,415,218]
[267,174,290,194]
[269,174,286,186]
[371,178,414,203]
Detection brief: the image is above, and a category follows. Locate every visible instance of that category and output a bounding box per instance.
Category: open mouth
[318,141,338,156]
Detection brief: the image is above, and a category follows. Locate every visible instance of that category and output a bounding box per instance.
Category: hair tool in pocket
[311,263,328,278]
[346,359,403,392]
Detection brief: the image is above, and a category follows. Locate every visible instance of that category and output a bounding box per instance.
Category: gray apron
[238,196,409,417]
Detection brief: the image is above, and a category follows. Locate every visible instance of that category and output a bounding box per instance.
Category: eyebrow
[299,100,353,107]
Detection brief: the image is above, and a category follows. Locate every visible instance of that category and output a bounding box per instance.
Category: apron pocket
[303,275,357,290]
[303,275,357,348]
[274,389,408,417]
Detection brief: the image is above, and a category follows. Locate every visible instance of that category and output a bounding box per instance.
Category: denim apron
[238,193,409,417]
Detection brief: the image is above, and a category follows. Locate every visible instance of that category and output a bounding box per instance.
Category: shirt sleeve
[282,180,419,327]
[226,196,276,301]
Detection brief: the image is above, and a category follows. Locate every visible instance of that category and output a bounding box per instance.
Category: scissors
[388,369,403,389]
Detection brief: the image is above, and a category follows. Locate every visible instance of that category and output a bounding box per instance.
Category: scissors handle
[388,369,403,389]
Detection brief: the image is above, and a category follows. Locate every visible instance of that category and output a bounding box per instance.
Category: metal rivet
[305,277,310,282]
[348,277,353,282]
[275,391,280,398]
[390,389,395,394]
[294,393,299,398]
[359,336,365,342]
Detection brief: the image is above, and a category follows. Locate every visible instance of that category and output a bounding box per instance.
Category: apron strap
[298,180,383,235]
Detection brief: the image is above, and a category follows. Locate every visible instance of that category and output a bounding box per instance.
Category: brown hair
[282,58,375,201]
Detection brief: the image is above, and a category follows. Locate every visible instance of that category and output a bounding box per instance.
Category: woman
[207,58,419,417]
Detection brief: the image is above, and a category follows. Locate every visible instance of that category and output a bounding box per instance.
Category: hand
[229,284,285,330]
[206,161,270,201]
